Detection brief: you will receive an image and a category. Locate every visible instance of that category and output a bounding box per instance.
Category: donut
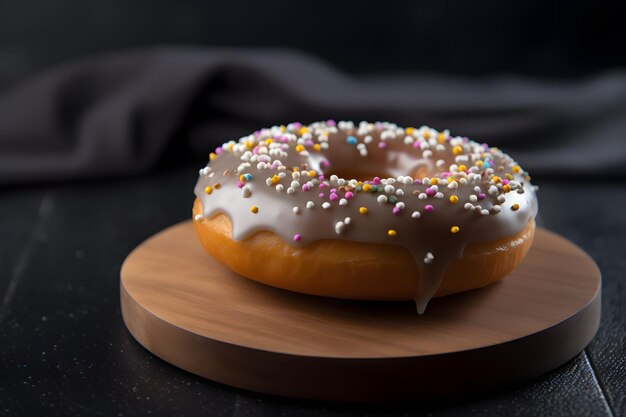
[193,121,538,313]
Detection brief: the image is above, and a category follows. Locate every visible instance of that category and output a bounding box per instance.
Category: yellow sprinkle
[359,207,368,215]
[512,165,521,173]
[299,127,309,135]
[209,152,217,161]
[505,173,514,180]
[271,175,279,185]
[239,175,246,182]
[204,186,213,195]
[503,184,511,193]
[280,125,286,132]
[458,164,467,172]
[265,138,273,145]
[406,127,415,135]
[308,170,316,177]
[387,229,397,237]
[313,144,321,151]
[511,204,520,211]
[423,130,430,139]
[451,226,460,234]
[492,176,502,183]
[430,178,438,185]
[213,183,221,189]
[449,195,459,204]
[250,206,258,214]
[362,184,372,192]
[246,141,254,149]
[437,132,446,143]
[476,160,484,167]
[295,145,305,152]
[228,143,234,151]
[452,146,463,155]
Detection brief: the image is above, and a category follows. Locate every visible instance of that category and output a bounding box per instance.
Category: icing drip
[194,121,538,313]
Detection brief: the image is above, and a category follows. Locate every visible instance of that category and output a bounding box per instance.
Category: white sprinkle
[481,209,490,215]
[491,205,502,213]
[337,178,346,186]
[464,203,474,210]
[423,150,433,158]
[339,198,348,206]
[396,189,405,196]
[418,193,427,200]
[335,221,345,234]
[497,195,506,203]
[488,185,499,195]
[384,185,395,194]
[411,211,421,219]
[469,195,478,203]
[276,184,284,192]
[287,187,295,194]
[424,252,434,264]
[447,181,458,189]
[322,202,331,209]
[293,206,301,214]
[344,217,351,225]
[194,214,203,221]
[459,178,468,185]
[435,192,444,199]
[436,159,445,167]
[403,136,414,144]
[377,195,388,204]
[291,181,300,189]
[242,186,252,198]
[330,175,338,182]
[396,202,405,209]
[364,135,373,144]
[306,201,315,209]
[278,172,286,178]
[474,186,482,193]
[265,178,273,186]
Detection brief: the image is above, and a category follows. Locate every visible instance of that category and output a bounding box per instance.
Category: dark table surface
[0,164,624,417]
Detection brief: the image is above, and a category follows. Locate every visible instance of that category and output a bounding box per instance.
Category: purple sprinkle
[305,140,314,146]
[318,193,325,198]
[425,187,436,197]
[344,191,354,199]
[478,193,486,200]
[373,177,381,185]
[302,184,310,192]
[414,179,423,185]
[425,205,434,212]
[327,119,336,126]
[293,234,302,241]
[392,207,400,215]
[293,122,302,129]
[329,193,338,201]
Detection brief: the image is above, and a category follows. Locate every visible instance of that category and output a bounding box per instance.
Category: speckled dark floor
[0,165,624,417]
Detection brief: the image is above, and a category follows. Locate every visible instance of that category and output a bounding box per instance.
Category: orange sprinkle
[503,184,511,193]
[308,170,316,177]
[511,204,520,211]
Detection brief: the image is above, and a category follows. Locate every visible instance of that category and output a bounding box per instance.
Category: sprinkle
[335,221,345,234]
[384,185,395,194]
[306,201,315,209]
[344,216,352,225]
[250,206,258,214]
[511,203,520,211]
[362,184,372,192]
[242,186,251,198]
[464,203,474,210]
[359,207,368,215]
[377,195,388,204]
[329,193,338,201]
[412,211,421,219]
[271,175,280,185]
[209,152,217,161]
[204,186,213,194]
[424,252,434,264]
[447,181,458,189]
[452,146,463,155]
[512,165,521,173]
[478,193,486,200]
[194,214,203,221]
[339,198,348,206]
[425,204,434,212]
[293,234,302,241]
[418,193,427,200]
[449,195,459,204]
[322,202,331,209]
[503,184,511,193]
[387,229,397,237]
[344,191,354,199]
[450,226,460,234]
[276,184,284,192]
[346,136,358,145]
[293,206,301,214]
[392,207,400,215]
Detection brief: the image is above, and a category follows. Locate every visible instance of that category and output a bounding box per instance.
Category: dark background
[1,0,626,90]
[0,1,625,416]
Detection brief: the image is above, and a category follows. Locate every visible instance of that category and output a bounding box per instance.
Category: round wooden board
[120,221,601,402]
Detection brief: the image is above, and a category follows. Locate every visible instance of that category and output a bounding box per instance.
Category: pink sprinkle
[441,172,450,178]
[425,205,434,212]
[412,141,421,149]
[318,193,325,198]
[344,191,354,199]
[270,162,278,169]
[321,159,330,167]
[236,181,244,189]
[330,188,337,193]
[293,122,302,129]
[378,142,387,149]
[253,146,259,155]
[327,120,336,126]
[478,193,486,200]
[373,177,381,185]
[216,147,223,154]
[302,184,310,192]
[425,187,436,197]
[319,183,327,189]
[392,207,400,215]
[293,234,302,241]
[502,179,509,185]
[281,136,289,143]
[414,179,423,185]
[329,193,338,201]
[318,175,325,180]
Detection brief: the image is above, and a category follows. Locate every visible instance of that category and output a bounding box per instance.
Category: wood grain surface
[120,221,601,401]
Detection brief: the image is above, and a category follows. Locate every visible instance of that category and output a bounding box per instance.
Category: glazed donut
[193,121,538,313]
